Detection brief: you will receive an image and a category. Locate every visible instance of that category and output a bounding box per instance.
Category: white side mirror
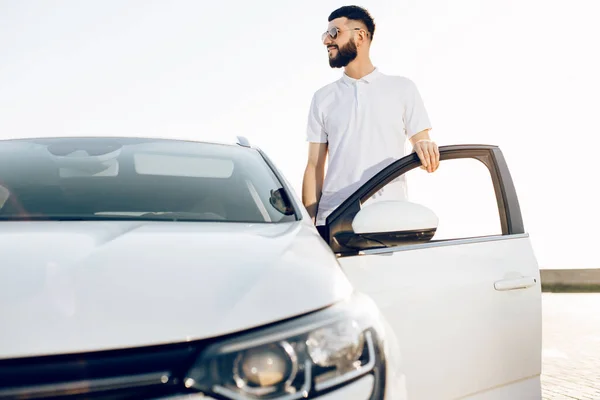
[349,201,438,248]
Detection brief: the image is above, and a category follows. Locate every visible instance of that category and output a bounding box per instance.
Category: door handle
[494,276,537,291]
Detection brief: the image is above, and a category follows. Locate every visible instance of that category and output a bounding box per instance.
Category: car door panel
[461,376,541,400]
[338,235,541,400]
[323,145,542,400]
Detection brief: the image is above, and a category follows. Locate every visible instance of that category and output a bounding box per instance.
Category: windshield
[0,137,297,223]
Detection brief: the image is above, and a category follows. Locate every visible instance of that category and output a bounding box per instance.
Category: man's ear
[357,29,369,47]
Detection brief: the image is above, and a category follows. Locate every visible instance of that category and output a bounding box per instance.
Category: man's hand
[410,130,439,173]
[414,139,439,173]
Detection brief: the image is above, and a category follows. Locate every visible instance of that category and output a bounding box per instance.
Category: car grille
[0,342,202,399]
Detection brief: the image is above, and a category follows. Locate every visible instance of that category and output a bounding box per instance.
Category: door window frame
[323,145,525,255]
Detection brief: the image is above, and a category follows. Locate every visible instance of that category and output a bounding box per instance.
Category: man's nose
[322,34,333,46]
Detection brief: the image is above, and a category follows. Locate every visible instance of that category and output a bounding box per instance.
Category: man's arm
[410,129,440,173]
[403,79,439,173]
[302,142,328,224]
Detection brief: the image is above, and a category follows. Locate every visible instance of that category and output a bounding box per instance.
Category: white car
[0,136,542,400]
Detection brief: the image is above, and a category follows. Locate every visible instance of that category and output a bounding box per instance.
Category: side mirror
[269,188,295,215]
[338,201,438,250]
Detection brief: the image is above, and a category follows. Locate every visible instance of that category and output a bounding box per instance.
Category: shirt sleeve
[403,79,432,139]
[306,94,328,143]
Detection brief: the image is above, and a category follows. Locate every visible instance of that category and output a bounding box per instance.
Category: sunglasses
[321,27,364,42]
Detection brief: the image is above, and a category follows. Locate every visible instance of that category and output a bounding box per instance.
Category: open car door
[322,145,542,400]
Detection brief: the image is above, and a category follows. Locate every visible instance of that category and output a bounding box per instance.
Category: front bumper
[0,293,403,400]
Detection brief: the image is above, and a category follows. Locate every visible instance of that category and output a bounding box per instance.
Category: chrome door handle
[494,276,537,291]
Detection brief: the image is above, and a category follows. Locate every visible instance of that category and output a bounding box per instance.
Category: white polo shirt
[306,67,432,226]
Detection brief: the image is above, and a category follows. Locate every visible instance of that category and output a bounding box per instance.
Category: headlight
[184,293,386,399]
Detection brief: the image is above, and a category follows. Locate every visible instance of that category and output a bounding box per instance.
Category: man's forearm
[302,165,324,222]
[409,129,431,146]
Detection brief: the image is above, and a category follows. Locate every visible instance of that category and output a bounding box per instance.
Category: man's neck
[344,58,375,80]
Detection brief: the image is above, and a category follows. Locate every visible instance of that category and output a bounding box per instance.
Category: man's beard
[328,39,358,68]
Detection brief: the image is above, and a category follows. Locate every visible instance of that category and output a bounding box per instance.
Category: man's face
[322,18,359,68]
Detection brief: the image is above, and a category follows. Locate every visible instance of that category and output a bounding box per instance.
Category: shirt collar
[341,67,382,85]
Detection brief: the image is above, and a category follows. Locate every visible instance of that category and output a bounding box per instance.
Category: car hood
[0,220,352,360]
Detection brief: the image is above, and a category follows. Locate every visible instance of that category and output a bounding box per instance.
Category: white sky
[1,0,599,269]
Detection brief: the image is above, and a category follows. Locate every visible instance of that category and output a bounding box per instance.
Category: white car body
[0,221,351,358]
[0,137,542,400]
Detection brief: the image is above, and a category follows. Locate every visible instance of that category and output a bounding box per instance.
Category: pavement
[542,293,600,399]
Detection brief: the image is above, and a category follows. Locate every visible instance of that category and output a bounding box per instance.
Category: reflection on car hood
[0,220,352,359]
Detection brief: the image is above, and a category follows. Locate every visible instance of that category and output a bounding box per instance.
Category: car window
[0,138,297,223]
[404,158,502,240]
[361,157,502,243]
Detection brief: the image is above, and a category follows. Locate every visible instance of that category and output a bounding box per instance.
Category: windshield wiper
[0,214,146,221]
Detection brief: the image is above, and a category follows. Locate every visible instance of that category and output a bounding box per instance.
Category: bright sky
[1,0,598,269]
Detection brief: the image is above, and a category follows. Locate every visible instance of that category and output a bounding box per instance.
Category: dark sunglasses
[321,27,364,42]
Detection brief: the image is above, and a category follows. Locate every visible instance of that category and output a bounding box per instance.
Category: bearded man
[302,5,440,239]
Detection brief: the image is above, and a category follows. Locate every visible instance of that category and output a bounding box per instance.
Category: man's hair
[328,5,376,41]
